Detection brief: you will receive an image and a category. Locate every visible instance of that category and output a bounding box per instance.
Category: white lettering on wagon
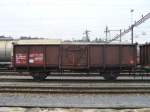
[16,53,27,64]
[29,53,44,64]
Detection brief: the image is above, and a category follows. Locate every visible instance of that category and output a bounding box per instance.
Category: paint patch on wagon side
[29,53,44,64]
[15,53,27,64]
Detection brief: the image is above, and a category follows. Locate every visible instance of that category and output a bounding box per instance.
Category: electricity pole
[104,26,122,42]
[108,29,122,42]
[104,26,109,42]
[130,9,134,44]
[131,25,134,44]
[83,30,90,42]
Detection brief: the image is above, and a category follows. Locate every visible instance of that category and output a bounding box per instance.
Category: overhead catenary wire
[108,12,150,43]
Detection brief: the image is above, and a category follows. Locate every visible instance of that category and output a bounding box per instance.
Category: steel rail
[0,81,150,93]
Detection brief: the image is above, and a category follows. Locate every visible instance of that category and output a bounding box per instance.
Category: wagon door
[61,45,88,69]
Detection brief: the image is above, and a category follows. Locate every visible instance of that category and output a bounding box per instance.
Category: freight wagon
[140,44,150,72]
[0,38,61,67]
[13,43,137,80]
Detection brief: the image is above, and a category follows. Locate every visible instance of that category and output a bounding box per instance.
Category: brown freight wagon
[13,43,137,80]
[140,44,150,71]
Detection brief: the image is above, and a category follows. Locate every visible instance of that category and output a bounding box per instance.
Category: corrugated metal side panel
[89,45,136,67]
[29,46,44,66]
[140,44,150,66]
[140,45,144,65]
[89,45,103,67]
[14,45,28,67]
[145,45,148,65]
[121,45,136,65]
[14,45,45,67]
[14,44,137,69]
[143,45,150,66]
[46,45,59,66]
[61,45,88,68]
[147,45,150,65]
[105,46,119,65]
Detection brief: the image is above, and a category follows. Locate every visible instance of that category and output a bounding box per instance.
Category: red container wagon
[140,44,150,72]
[89,44,137,79]
[13,43,137,80]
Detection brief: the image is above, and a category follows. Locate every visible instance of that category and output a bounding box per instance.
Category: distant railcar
[140,44,150,72]
[0,39,14,67]
[13,43,137,80]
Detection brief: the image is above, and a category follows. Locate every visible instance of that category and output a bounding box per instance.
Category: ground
[1,108,150,112]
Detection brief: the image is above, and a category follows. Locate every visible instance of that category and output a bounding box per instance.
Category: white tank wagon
[0,38,62,67]
[0,39,15,66]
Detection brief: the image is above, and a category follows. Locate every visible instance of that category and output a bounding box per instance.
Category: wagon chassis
[14,66,148,81]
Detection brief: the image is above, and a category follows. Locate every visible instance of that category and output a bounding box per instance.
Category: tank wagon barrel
[0,39,15,67]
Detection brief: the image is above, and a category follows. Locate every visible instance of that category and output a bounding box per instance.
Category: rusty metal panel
[14,45,28,66]
[144,45,147,65]
[61,45,88,68]
[28,46,44,66]
[14,45,45,67]
[14,44,137,70]
[140,44,150,66]
[14,45,60,68]
[45,45,59,66]
[140,45,144,65]
[105,46,119,65]
[121,46,136,65]
[147,45,150,65]
[89,45,103,67]
[140,45,145,65]
[102,45,136,67]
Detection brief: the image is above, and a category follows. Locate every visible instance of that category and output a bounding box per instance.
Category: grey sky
[0,0,150,43]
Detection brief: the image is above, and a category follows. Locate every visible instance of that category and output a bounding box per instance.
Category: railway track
[0,78,149,93]
[0,71,150,94]
[1,83,150,93]
[0,70,150,77]
[0,74,150,82]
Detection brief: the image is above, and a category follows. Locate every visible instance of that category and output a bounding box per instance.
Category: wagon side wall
[60,44,88,69]
[13,44,137,72]
[140,44,150,66]
[13,45,60,71]
[89,44,137,69]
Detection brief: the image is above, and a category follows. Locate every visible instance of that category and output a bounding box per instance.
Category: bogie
[102,71,119,80]
[30,72,48,81]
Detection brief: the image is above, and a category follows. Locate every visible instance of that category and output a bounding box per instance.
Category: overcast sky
[0,0,150,43]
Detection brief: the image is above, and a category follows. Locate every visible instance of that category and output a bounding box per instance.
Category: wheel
[30,72,48,81]
[103,71,118,80]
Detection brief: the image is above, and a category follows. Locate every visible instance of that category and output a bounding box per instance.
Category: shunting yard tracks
[0,71,150,94]
[1,81,150,93]
[0,76,150,94]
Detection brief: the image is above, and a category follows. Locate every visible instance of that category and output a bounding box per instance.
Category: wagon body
[140,44,150,71]
[13,43,137,70]
[89,44,137,69]
[13,45,60,71]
